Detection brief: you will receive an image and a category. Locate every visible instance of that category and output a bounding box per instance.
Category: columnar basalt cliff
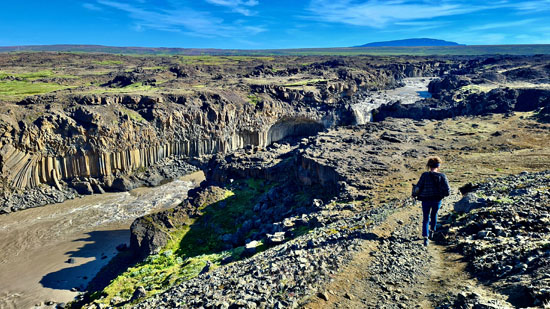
[0,53,452,212]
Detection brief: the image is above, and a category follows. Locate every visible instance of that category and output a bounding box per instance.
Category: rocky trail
[304,195,514,309]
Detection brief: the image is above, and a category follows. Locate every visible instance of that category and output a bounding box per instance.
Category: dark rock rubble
[441,171,550,308]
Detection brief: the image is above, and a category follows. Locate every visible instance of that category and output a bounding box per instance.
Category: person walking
[413,156,450,246]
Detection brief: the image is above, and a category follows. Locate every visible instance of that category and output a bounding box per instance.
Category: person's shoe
[423,237,429,246]
[429,230,434,240]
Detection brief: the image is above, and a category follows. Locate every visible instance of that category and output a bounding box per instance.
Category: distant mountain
[356,38,463,47]
[3,43,550,56]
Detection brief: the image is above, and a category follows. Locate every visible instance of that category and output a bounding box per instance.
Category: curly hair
[426,156,442,170]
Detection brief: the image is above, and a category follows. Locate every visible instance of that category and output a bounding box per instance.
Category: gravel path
[304,194,513,309]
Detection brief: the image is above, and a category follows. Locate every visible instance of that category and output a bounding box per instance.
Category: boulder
[266,232,285,245]
[130,286,147,302]
[71,181,94,195]
[130,216,170,258]
[244,240,262,255]
[454,193,486,213]
[110,176,140,192]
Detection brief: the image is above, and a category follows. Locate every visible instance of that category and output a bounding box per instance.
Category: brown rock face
[0,53,449,206]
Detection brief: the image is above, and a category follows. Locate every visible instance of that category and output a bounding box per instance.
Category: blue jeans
[422,200,442,237]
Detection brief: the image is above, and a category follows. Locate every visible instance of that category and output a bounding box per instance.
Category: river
[351,77,434,124]
[0,171,204,309]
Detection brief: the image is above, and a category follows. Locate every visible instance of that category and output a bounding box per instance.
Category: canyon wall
[0,58,450,209]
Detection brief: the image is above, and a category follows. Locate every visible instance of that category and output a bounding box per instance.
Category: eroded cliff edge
[0,53,451,213]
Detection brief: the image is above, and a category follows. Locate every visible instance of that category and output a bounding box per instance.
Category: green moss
[247,94,260,106]
[93,178,275,306]
[120,107,146,122]
[177,178,273,257]
[494,197,514,204]
[459,84,498,94]
[134,166,147,174]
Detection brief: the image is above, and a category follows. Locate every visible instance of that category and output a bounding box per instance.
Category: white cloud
[306,0,486,28]
[83,3,102,11]
[511,0,550,11]
[96,0,265,37]
[306,0,550,28]
[204,0,260,16]
[468,18,536,31]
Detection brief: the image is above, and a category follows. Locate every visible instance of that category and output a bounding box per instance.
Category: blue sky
[1,0,550,49]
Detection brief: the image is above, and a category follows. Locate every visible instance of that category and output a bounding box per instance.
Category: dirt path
[303,195,513,308]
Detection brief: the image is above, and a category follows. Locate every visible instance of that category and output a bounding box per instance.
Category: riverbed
[351,77,434,124]
[0,171,204,309]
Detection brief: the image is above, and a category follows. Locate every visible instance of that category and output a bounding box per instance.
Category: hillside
[357,38,462,47]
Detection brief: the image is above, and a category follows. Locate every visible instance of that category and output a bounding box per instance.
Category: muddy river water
[0,172,204,309]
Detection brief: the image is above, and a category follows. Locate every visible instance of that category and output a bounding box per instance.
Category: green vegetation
[0,80,69,99]
[494,197,514,204]
[91,178,276,305]
[124,82,155,91]
[282,79,327,87]
[93,60,124,65]
[120,107,146,122]
[0,69,55,80]
[143,66,168,71]
[247,94,261,106]
[178,178,272,257]
[84,82,157,95]
[0,69,83,100]
[459,84,498,94]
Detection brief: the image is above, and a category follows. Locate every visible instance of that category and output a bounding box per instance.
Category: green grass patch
[143,66,168,71]
[282,79,327,87]
[494,197,514,204]
[459,84,498,94]
[247,94,260,106]
[0,80,69,99]
[124,82,155,91]
[85,82,156,95]
[93,60,124,65]
[177,178,273,257]
[92,178,275,306]
[0,69,55,80]
[120,107,146,122]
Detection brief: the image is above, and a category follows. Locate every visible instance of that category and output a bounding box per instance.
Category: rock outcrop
[440,171,550,308]
[0,53,450,212]
[374,56,550,121]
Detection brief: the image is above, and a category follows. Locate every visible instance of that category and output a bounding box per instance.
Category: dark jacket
[415,171,450,201]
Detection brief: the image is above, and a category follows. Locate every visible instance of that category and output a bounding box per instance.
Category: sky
[1,0,550,49]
